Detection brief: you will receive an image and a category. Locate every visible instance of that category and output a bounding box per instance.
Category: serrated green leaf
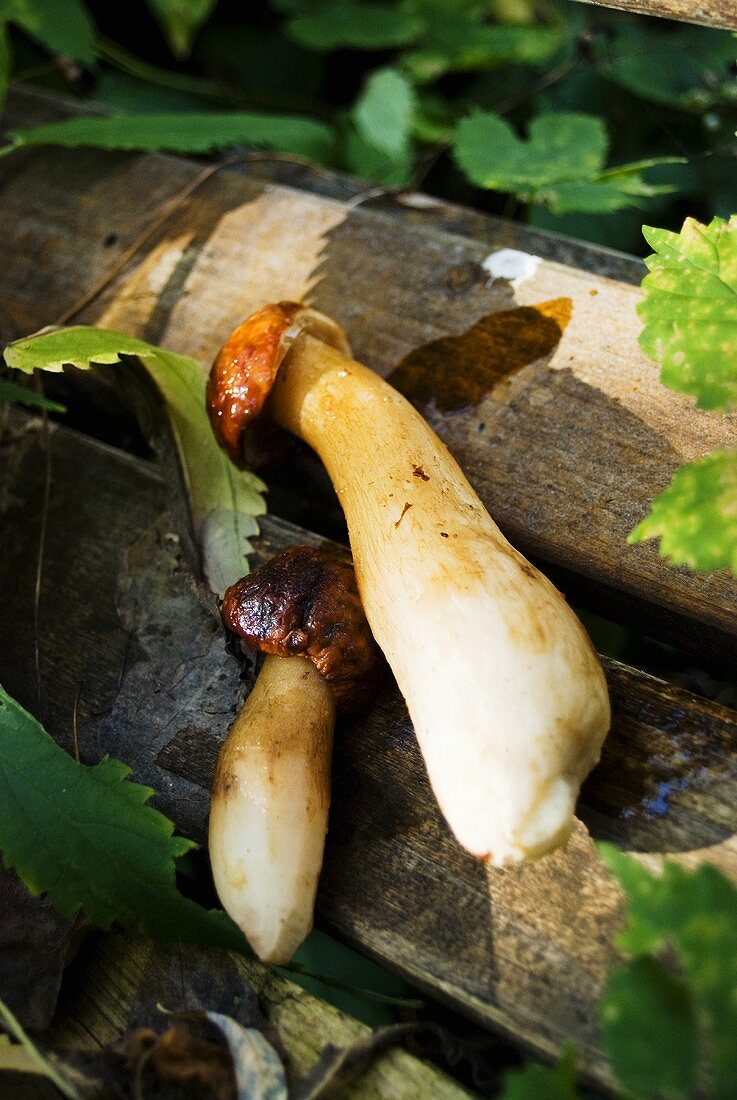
[453,110,680,214]
[354,67,416,161]
[0,0,94,64]
[4,326,266,594]
[600,957,698,1099]
[498,1045,578,1099]
[629,448,737,573]
[145,0,217,58]
[0,378,66,412]
[287,1,423,51]
[600,845,737,1100]
[1,111,335,164]
[638,216,737,411]
[0,685,246,953]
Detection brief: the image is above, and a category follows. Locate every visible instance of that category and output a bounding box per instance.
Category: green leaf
[4,326,266,595]
[600,845,737,1099]
[92,71,208,115]
[411,92,454,144]
[595,25,737,112]
[344,125,413,186]
[498,1045,578,1099]
[453,110,605,191]
[539,169,677,215]
[287,1,423,51]
[453,110,679,214]
[600,957,698,1099]
[196,25,324,102]
[1,111,335,164]
[0,0,95,64]
[353,67,416,161]
[0,378,66,412]
[638,216,737,411]
[403,12,564,83]
[145,0,218,58]
[629,448,737,573]
[0,685,246,953]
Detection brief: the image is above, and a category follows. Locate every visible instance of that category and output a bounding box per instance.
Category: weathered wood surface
[572,0,737,32]
[38,930,472,1099]
[4,418,737,1087]
[2,89,737,668]
[3,930,472,1098]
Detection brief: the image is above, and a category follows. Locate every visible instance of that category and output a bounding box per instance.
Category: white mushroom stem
[269,335,611,865]
[209,653,334,963]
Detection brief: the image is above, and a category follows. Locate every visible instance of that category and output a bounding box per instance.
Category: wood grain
[571,0,737,32]
[39,930,471,1099]
[1,89,737,666]
[4,419,737,1085]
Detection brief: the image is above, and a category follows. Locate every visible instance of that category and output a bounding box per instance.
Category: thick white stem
[270,336,611,864]
[209,654,334,963]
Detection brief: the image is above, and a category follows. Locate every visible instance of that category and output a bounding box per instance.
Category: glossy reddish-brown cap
[222,546,384,716]
[207,301,350,467]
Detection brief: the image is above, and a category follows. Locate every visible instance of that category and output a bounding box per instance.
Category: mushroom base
[209,654,335,963]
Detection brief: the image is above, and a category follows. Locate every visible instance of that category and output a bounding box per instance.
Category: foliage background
[1,0,735,255]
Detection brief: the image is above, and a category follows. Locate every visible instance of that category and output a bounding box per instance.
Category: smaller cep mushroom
[209,545,384,965]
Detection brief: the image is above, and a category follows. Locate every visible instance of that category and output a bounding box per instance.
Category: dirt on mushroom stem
[208,307,610,865]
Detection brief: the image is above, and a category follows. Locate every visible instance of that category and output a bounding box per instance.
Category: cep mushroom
[210,545,383,964]
[207,302,611,865]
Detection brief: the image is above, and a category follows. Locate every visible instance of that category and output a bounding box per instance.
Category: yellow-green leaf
[638,216,737,411]
[4,325,266,594]
[629,448,737,573]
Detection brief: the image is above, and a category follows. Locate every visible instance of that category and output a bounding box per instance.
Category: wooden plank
[2,90,737,666]
[37,929,471,1099]
[571,0,737,32]
[4,418,737,1085]
[0,88,644,287]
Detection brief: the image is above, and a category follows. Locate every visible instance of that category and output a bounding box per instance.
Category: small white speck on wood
[482,248,541,289]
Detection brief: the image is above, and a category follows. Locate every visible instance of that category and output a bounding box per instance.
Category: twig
[117,631,133,691]
[34,403,52,719]
[492,56,579,117]
[72,681,84,763]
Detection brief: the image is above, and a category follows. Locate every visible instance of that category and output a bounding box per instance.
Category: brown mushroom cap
[207,302,350,467]
[222,546,384,715]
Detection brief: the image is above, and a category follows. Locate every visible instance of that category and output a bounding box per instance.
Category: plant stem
[95,37,234,103]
